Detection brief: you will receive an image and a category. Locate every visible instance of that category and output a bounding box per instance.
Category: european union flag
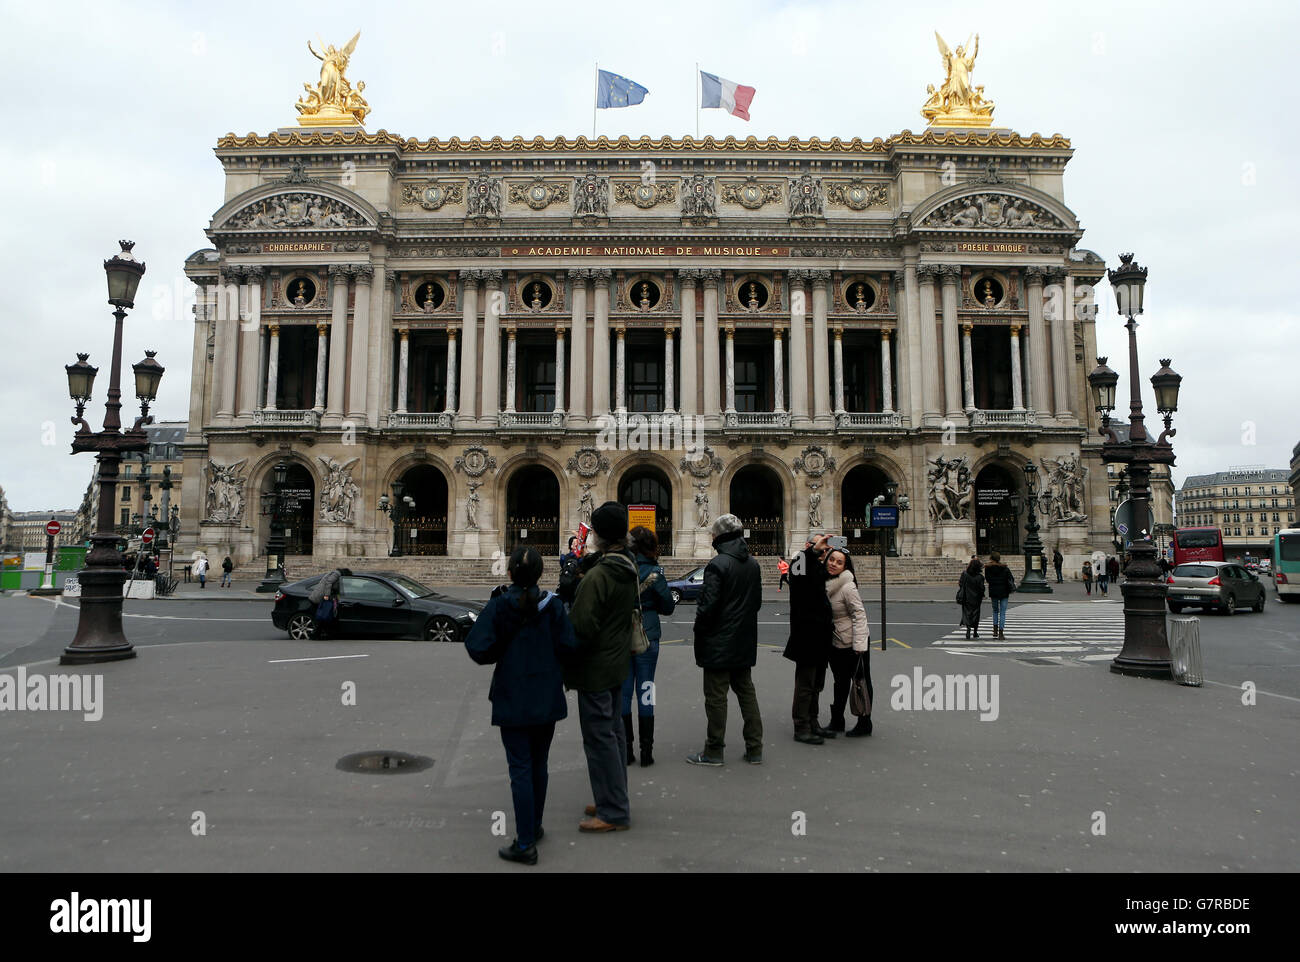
[596,69,648,108]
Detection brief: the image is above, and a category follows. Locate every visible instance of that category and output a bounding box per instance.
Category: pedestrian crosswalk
[933,601,1125,665]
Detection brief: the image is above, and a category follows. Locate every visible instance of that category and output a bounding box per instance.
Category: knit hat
[590,501,628,543]
[711,513,744,539]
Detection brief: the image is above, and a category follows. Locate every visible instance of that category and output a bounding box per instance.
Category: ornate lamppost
[157,464,174,551]
[1088,253,1182,678]
[256,460,290,592]
[1017,462,1052,593]
[62,241,163,665]
[379,481,416,556]
[1111,468,1130,555]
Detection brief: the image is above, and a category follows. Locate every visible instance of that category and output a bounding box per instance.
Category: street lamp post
[1088,253,1182,678]
[62,241,163,665]
[1017,462,1053,593]
[256,460,290,592]
[379,481,416,556]
[157,464,173,551]
[1112,469,1130,555]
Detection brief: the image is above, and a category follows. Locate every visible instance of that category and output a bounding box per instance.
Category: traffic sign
[45,520,62,537]
[870,505,900,528]
[141,527,156,544]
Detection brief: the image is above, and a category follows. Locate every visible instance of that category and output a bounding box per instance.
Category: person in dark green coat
[567,502,638,833]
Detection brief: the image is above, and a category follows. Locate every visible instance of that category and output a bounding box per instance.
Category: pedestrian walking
[686,514,764,766]
[193,554,209,589]
[1052,547,1064,584]
[783,533,836,744]
[983,552,1016,640]
[220,555,234,587]
[1106,555,1121,586]
[956,557,985,639]
[1082,560,1094,595]
[824,548,873,737]
[1158,552,1172,578]
[622,526,674,767]
[1093,550,1109,595]
[777,555,790,592]
[307,567,350,638]
[464,546,578,866]
[567,502,638,833]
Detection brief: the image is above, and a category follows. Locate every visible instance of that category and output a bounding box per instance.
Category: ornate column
[480,269,503,423]
[569,270,588,420]
[324,265,349,424]
[832,326,845,414]
[773,327,785,413]
[188,278,214,431]
[368,263,390,426]
[811,270,832,425]
[457,271,479,423]
[663,326,675,413]
[236,267,263,418]
[917,264,941,422]
[1049,268,1071,418]
[614,326,626,413]
[724,326,736,414]
[554,328,566,414]
[961,323,975,413]
[396,328,410,414]
[701,269,721,420]
[214,268,239,420]
[1009,324,1025,411]
[678,270,698,418]
[1025,266,1050,414]
[264,323,281,411]
[787,270,810,426]
[902,258,923,424]
[504,327,517,414]
[346,265,373,422]
[313,322,328,412]
[444,329,457,413]
[940,265,962,420]
[881,329,894,414]
[591,269,611,417]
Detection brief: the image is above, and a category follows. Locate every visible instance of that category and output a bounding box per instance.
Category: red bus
[1172,527,1225,565]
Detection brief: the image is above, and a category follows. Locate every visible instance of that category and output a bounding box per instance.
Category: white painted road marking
[268,654,371,664]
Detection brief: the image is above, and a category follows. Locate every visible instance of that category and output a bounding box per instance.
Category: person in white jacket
[825,549,873,737]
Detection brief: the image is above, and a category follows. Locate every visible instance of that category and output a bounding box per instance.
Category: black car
[272,571,483,641]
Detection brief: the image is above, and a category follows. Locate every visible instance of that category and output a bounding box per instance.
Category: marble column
[444,329,457,413]
[773,328,785,413]
[346,265,373,422]
[1010,324,1024,411]
[187,278,214,432]
[214,268,239,420]
[554,328,566,414]
[614,326,626,413]
[939,265,962,420]
[811,270,832,425]
[678,271,698,418]
[591,269,611,417]
[787,270,810,426]
[313,322,328,412]
[265,323,280,410]
[480,270,503,423]
[701,269,721,420]
[961,323,975,413]
[663,327,674,413]
[881,329,894,413]
[457,272,479,423]
[832,327,845,414]
[1049,269,1071,418]
[324,266,349,424]
[901,260,923,424]
[396,328,410,414]
[917,264,941,422]
[368,264,390,426]
[504,328,517,414]
[1063,272,1081,416]
[724,326,736,414]
[236,267,263,418]
[1025,267,1050,414]
[569,271,588,420]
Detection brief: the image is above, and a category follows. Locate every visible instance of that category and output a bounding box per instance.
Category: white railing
[835,411,903,429]
[389,412,454,428]
[725,411,792,428]
[253,409,321,427]
[969,409,1039,426]
[498,411,566,428]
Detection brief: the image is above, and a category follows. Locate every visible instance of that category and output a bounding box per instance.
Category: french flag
[700,71,756,121]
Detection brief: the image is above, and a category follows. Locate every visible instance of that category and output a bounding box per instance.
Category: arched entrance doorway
[619,465,673,555]
[729,464,784,556]
[841,463,891,555]
[263,462,314,555]
[391,464,448,555]
[975,464,1020,556]
[505,465,560,555]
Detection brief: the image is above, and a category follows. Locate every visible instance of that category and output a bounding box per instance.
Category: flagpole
[694,63,700,140]
[592,61,598,140]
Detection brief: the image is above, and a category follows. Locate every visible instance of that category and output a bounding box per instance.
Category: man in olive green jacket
[567,501,638,832]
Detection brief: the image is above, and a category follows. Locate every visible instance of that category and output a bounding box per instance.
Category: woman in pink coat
[825,548,873,737]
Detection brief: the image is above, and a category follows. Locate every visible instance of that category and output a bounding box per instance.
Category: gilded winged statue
[922,31,995,126]
[296,32,368,126]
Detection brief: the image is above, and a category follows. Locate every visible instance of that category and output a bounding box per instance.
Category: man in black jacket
[687,514,764,766]
[783,533,835,744]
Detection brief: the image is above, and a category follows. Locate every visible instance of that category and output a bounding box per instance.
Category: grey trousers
[577,686,630,825]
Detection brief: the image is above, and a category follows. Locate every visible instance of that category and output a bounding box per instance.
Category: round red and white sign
[141,527,155,544]
[45,520,61,536]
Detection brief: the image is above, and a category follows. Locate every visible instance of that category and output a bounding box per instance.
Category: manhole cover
[336,751,434,774]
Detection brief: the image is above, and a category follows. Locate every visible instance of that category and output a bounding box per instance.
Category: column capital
[328,264,351,280]
[615,324,626,336]
[269,323,280,336]
[663,323,676,336]
[773,326,783,340]
[316,321,328,335]
[1044,267,1067,284]
[506,327,516,339]
[809,269,831,284]
[880,327,892,340]
[700,268,722,285]
[787,268,813,282]
[351,264,375,281]
[833,325,843,338]
[591,268,612,285]
[555,326,565,338]
[219,266,243,284]
[677,269,701,285]
[1010,323,1022,335]
[243,266,266,283]
[398,328,409,339]
[916,264,942,280]
[961,322,973,334]
[1023,266,1046,284]
[447,327,457,339]
[939,264,962,283]
[571,267,592,280]
[481,268,504,286]
[724,325,735,337]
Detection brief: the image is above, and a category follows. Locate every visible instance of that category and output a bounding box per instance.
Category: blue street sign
[870,505,900,528]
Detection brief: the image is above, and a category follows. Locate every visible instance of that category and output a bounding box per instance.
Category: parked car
[272,571,482,641]
[1166,561,1265,615]
[666,566,707,605]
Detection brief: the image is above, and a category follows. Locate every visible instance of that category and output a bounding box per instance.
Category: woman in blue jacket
[464,546,577,865]
[622,526,676,767]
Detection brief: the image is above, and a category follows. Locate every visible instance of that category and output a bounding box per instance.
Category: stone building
[73,421,186,544]
[1175,468,1296,560]
[8,510,79,552]
[177,46,1122,575]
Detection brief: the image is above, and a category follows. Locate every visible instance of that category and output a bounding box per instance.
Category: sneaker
[498,840,538,865]
[685,751,723,767]
[743,751,763,765]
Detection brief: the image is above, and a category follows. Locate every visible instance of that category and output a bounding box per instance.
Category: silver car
[1166,561,1266,615]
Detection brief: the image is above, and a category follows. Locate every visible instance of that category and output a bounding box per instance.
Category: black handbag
[849,654,872,717]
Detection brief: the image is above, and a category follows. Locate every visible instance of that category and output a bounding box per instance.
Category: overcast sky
[1,0,1295,511]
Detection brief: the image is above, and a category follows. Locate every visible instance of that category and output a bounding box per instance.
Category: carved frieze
[720,177,781,210]
[466,174,503,219]
[787,174,825,218]
[680,445,724,479]
[921,193,1065,230]
[613,179,676,209]
[680,173,717,220]
[400,180,466,210]
[508,178,569,210]
[224,192,367,230]
[826,179,889,210]
[454,445,498,478]
[791,444,836,478]
[573,173,610,216]
[567,447,611,478]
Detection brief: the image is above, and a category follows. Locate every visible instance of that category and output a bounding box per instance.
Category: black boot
[638,715,655,767]
[845,716,873,737]
[828,711,846,732]
[622,714,635,765]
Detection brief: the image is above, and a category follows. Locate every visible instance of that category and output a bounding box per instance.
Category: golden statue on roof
[922,31,995,128]
[296,31,369,127]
